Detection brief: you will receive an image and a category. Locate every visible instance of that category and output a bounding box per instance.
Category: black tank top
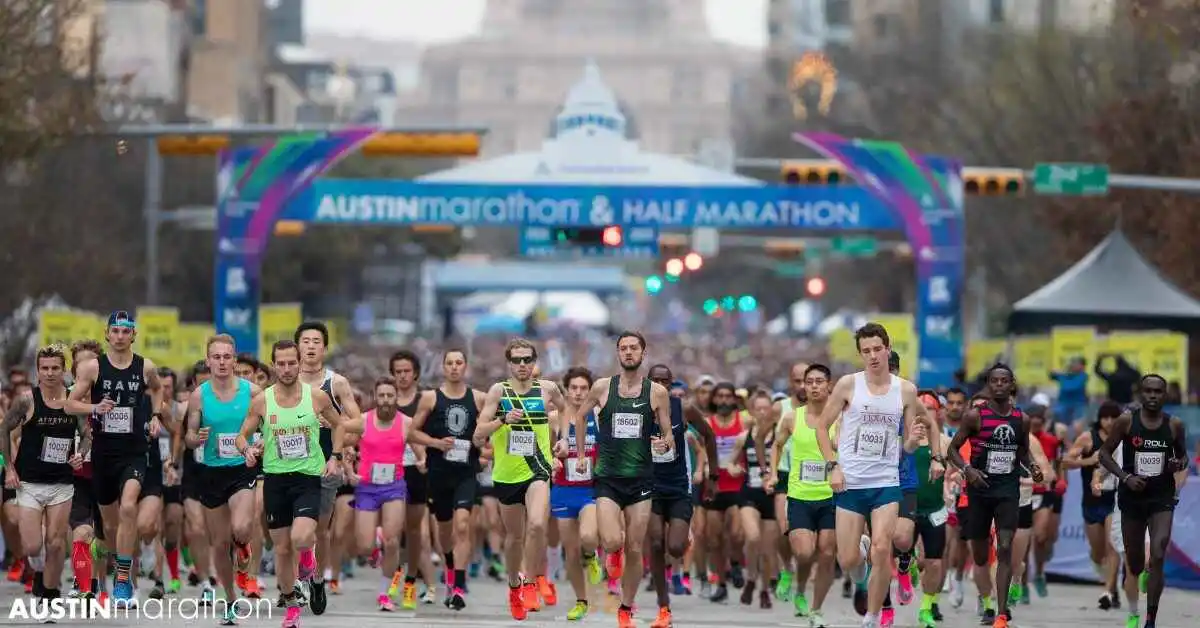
[651,396,692,498]
[742,426,771,494]
[90,354,150,457]
[1080,427,1116,506]
[16,388,77,485]
[318,369,346,459]
[1120,409,1178,502]
[425,388,480,472]
[967,404,1025,498]
[398,388,422,468]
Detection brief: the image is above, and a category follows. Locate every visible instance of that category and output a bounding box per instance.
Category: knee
[21,537,43,559]
[231,522,253,545]
[818,543,837,564]
[599,528,623,554]
[869,537,891,564]
[995,538,1014,561]
[666,537,687,559]
[1149,538,1169,564]
[292,529,316,550]
[118,501,138,523]
[44,535,67,557]
[648,531,665,555]
[72,527,93,544]
[382,536,400,554]
[138,519,160,542]
[580,529,599,551]
[526,517,547,539]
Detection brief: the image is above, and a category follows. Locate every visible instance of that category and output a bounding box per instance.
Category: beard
[621,358,643,372]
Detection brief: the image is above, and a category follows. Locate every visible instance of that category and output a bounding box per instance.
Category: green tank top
[788,406,834,501]
[596,376,654,479]
[686,424,699,477]
[490,381,553,484]
[262,383,324,476]
[914,444,945,515]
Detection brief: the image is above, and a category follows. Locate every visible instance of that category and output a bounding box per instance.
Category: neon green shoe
[1008,582,1022,606]
[584,554,603,586]
[166,578,182,594]
[1126,613,1140,628]
[776,570,793,601]
[918,608,937,627]
[909,557,921,587]
[793,592,810,617]
[1139,571,1148,593]
[566,600,589,620]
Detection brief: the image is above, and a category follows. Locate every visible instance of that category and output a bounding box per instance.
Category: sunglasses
[508,356,536,365]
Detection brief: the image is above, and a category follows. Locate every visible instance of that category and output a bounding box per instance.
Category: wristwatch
[332,452,344,461]
[825,460,839,473]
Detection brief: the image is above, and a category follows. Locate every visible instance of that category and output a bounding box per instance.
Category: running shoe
[200,582,217,606]
[148,582,165,600]
[219,606,237,626]
[776,570,794,601]
[508,585,527,621]
[1033,574,1048,597]
[895,568,914,605]
[918,608,937,627]
[566,600,589,621]
[521,581,541,611]
[809,610,827,628]
[618,606,636,628]
[606,550,625,580]
[377,593,394,611]
[650,606,673,628]
[537,575,557,606]
[880,606,895,627]
[113,580,136,607]
[448,588,466,611]
[166,578,182,594]
[401,582,417,610]
[793,592,810,617]
[308,580,327,615]
[280,606,300,628]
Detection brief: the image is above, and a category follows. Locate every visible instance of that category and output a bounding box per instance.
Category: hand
[504,408,524,424]
[574,456,588,475]
[417,459,427,474]
[165,464,179,486]
[323,459,342,479]
[551,458,563,475]
[68,454,84,471]
[725,463,744,478]
[436,437,455,452]
[829,466,845,493]
[1029,464,1044,484]
[95,397,115,415]
[1122,474,1147,492]
[965,466,990,488]
[692,470,704,485]
[553,439,569,459]
[343,447,358,465]
[195,427,211,443]
[1169,457,1189,472]
[243,447,259,467]
[3,467,17,489]
[764,473,777,492]
[149,417,163,438]
[651,436,671,455]
[929,459,945,481]
[907,422,926,448]
[1091,481,1103,497]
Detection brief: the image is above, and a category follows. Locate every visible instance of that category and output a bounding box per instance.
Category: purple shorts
[353,480,408,511]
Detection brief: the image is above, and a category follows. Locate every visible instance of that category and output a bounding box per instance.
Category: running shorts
[787,497,835,533]
[551,485,595,519]
[353,480,407,512]
[594,476,654,509]
[92,455,147,506]
[704,490,741,513]
[405,465,429,507]
[963,492,1019,540]
[1033,491,1063,514]
[264,472,322,529]
[139,457,164,501]
[319,474,341,517]
[69,476,104,538]
[199,465,259,510]
[651,493,694,523]
[493,479,537,507]
[15,482,74,510]
[740,488,774,520]
[913,510,948,559]
[835,486,901,517]
[1018,504,1034,530]
[898,490,919,521]
[428,469,478,522]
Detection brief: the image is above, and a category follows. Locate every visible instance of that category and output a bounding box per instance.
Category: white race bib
[277,433,308,460]
[102,407,133,434]
[217,434,239,459]
[193,446,204,464]
[1020,483,1033,506]
[748,472,763,489]
[1135,451,1164,477]
[652,447,676,463]
[370,462,396,485]
[40,436,72,464]
[566,457,592,482]
[507,430,536,456]
[402,444,417,467]
[445,439,471,463]
[928,507,949,527]
[986,450,1015,475]
[855,425,887,458]
[612,413,642,439]
[1031,494,1043,509]
[800,460,826,483]
[1101,473,1119,491]
[158,438,171,461]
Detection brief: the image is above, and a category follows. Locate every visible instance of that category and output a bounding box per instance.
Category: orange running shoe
[7,559,24,582]
[244,578,263,599]
[236,571,248,591]
[617,605,636,628]
[536,575,557,606]
[650,606,673,628]
[993,614,1009,628]
[606,550,624,580]
[521,581,541,611]
[508,585,527,621]
[330,578,341,594]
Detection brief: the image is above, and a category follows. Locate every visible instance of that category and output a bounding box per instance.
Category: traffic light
[764,239,804,259]
[552,226,623,246]
[664,258,684,280]
[781,160,847,185]
[658,233,689,258]
[703,295,757,316]
[703,299,719,315]
[963,168,1025,196]
[645,275,663,294]
[737,295,758,312]
[806,276,827,298]
[602,226,623,246]
[684,252,703,271]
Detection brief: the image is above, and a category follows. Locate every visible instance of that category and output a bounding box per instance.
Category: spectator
[1050,357,1089,423]
[1094,353,1139,405]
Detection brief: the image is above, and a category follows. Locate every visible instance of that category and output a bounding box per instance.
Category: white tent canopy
[419,61,763,187]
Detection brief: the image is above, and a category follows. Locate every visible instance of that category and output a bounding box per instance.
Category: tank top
[490,381,553,484]
[709,413,744,493]
[261,383,324,476]
[90,353,150,458]
[199,379,253,467]
[837,373,903,489]
[1081,427,1118,505]
[357,409,407,485]
[595,376,655,480]
[398,389,422,468]
[788,406,834,501]
[1032,429,1062,495]
[553,410,597,487]
[317,369,345,460]
[651,396,692,496]
[967,404,1024,497]
[776,398,797,473]
[16,388,76,485]
[1119,409,1177,503]
[913,444,945,514]
[425,388,480,473]
[743,428,771,492]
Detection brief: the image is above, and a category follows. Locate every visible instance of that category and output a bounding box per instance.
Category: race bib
[1135,452,1164,477]
[652,447,676,463]
[1101,473,1119,491]
[748,472,763,489]
[1031,494,1043,509]
[566,457,592,482]
[402,445,417,467]
[445,439,471,463]
[103,407,133,434]
[193,447,204,464]
[277,433,308,460]
[40,436,72,464]
[855,425,887,458]
[1020,483,1033,506]
[217,434,239,459]
[612,413,642,439]
[716,436,736,460]
[158,438,171,461]
[507,430,536,456]
[928,507,949,527]
[987,450,1015,475]
[370,462,396,485]
[800,460,826,483]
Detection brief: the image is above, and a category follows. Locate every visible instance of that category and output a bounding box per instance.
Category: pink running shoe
[377,593,394,611]
[896,568,914,605]
[881,606,896,627]
[281,606,301,628]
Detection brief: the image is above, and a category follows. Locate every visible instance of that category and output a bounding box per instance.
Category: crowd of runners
[0,313,1189,628]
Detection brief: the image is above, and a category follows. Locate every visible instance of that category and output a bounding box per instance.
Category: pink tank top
[357,409,407,485]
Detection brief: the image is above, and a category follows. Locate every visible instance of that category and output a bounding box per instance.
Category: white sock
[1128,599,1139,614]
[28,555,45,572]
[547,546,563,576]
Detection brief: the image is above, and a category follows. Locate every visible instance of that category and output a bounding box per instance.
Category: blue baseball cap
[670,380,687,391]
[107,310,136,328]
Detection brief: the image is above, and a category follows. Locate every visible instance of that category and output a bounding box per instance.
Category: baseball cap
[670,380,687,391]
[1031,392,1052,407]
[107,310,136,328]
[695,374,716,387]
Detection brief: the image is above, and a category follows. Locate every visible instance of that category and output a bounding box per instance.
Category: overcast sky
[302,0,768,48]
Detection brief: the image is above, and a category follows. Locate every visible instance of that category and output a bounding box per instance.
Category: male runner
[1098,374,1188,628]
[646,363,718,628]
[947,364,1042,628]
[911,391,952,628]
[408,349,486,611]
[767,362,807,601]
[67,311,167,605]
[812,322,928,628]
[154,368,186,597]
[389,350,436,609]
[1,344,88,601]
[177,361,220,602]
[703,381,749,603]
[767,363,837,626]
[66,340,104,602]
[237,339,349,628]
[474,337,568,621]
[185,334,261,625]
[1028,403,1067,598]
[294,321,361,615]
[561,331,674,628]
[234,353,267,598]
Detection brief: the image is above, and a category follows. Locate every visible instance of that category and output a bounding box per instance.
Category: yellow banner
[1050,326,1096,373]
[967,338,1008,378]
[1140,332,1188,392]
[136,306,180,368]
[1098,332,1146,372]
[828,328,858,364]
[259,303,302,362]
[1012,336,1052,388]
[176,323,216,370]
[323,319,344,353]
[873,314,916,379]
[38,310,79,351]
[71,313,104,345]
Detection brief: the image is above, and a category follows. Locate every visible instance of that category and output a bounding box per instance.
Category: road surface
[4,569,1198,626]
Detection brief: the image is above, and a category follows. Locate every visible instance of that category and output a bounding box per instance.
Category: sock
[921,592,936,610]
[165,546,180,580]
[234,540,250,563]
[181,546,192,567]
[982,595,994,610]
[321,566,331,582]
[444,551,455,587]
[72,542,93,593]
[1129,599,1139,614]
[897,550,913,573]
[405,575,416,585]
[454,569,466,592]
[115,555,133,583]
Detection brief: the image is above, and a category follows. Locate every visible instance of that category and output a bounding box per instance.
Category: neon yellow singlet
[788,406,835,501]
[490,381,553,485]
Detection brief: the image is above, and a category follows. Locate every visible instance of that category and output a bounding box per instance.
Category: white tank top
[837,372,903,489]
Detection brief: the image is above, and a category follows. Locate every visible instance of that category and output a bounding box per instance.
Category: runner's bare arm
[143,358,166,426]
[1017,415,1037,474]
[0,395,31,469]
[406,390,440,447]
[66,359,99,415]
[541,380,568,427]
[1063,431,1095,469]
[313,387,345,452]
[814,375,852,461]
[172,399,188,463]
[572,378,608,453]
[901,381,927,454]
[753,412,773,478]
[684,405,719,477]
[650,382,673,452]
[236,391,265,453]
[331,373,362,433]
[769,416,794,479]
[1097,411,1131,480]
[184,388,206,448]
[472,383,506,447]
[1171,417,1189,491]
[75,409,92,458]
[946,408,980,471]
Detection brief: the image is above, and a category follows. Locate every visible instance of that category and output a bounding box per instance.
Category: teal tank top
[199,379,252,467]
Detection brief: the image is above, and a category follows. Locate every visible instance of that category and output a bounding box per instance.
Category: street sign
[520,226,659,259]
[831,236,877,257]
[1033,163,1110,195]
[775,261,806,278]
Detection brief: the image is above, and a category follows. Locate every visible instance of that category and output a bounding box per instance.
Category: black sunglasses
[508,356,536,365]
